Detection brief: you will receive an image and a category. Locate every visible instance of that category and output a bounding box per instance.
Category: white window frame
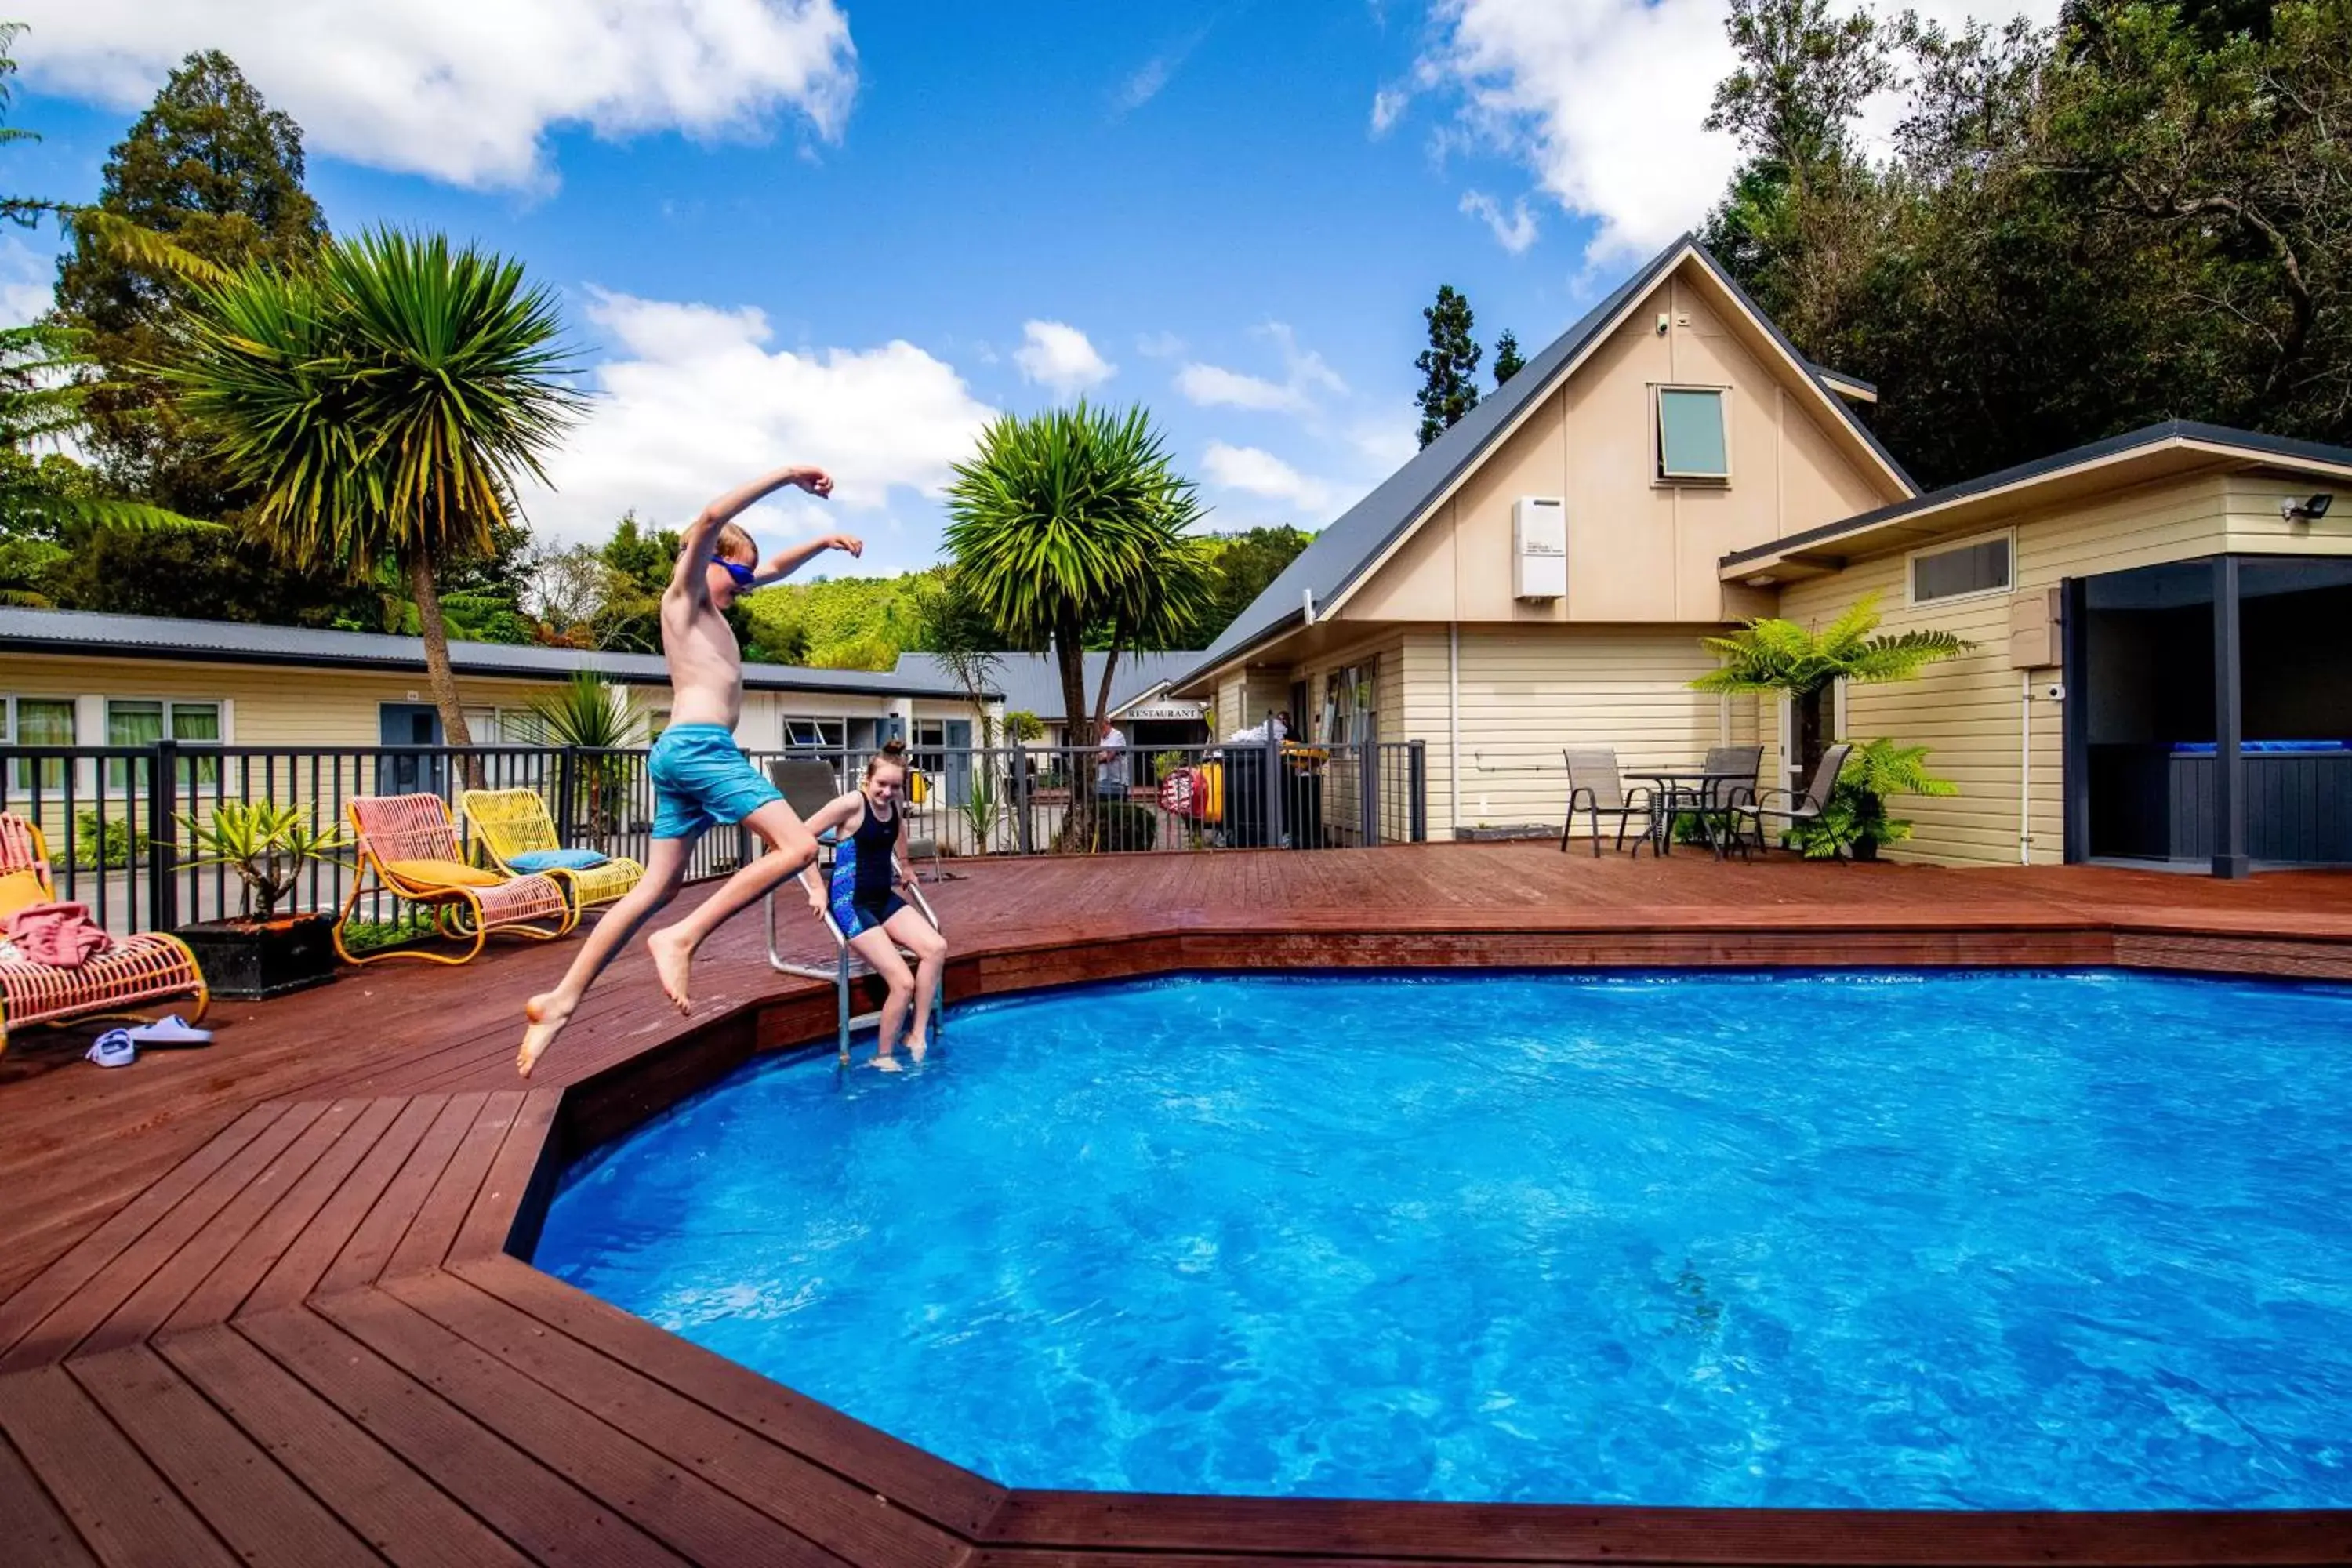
[1650,383,1733,485]
[1906,527,2016,608]
[782,716,848,753]
[103,696,227,786]
[4,693,78,791]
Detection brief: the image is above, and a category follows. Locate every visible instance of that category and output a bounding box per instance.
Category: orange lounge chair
[0,813,207,1054]
[335,793,572,967]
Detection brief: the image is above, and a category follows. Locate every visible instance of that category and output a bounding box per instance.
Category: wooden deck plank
[0,1102,332,1372]
[0,1105,286,1359]
[381,1091,522,1279]
[448,1088,563,1265]
[0,1425,99,1568]
[389,1268,967,1568]
[77,1099,369,1358]
[0,1365,240,1567]
[235,1305,687,1568]
[155,1323,532,1568]
[311,1285,856,1567]
[314,1092,485,1297]
[67,1344,380,1568]
[241,1096,445,1316]
[453,1252,1008,1537]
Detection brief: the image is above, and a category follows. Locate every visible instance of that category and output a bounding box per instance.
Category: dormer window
[1654,385,1730,484]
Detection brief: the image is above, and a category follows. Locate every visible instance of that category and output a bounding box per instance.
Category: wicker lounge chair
[461,786,644,920]
[335,793,572,966]
[1725,742,1853,859]
[1560,747,1658,857]
[0,813,207,1054]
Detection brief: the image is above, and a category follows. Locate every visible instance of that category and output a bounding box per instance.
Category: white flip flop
[85,1029,137,1069]
[127,1014,212,1047]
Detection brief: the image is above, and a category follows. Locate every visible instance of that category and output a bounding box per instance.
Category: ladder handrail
[765,851,946,1066]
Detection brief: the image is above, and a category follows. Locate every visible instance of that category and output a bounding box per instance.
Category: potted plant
[1789,739,1958,861]
[173,802,351,997]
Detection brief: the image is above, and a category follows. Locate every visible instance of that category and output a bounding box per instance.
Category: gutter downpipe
[2020,673,2032,866]
[1449,622,1462,840]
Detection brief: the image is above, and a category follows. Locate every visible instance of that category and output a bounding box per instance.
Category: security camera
[2281,492,2334,524]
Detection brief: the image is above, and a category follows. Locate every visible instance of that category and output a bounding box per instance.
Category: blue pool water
[533,970,2352,1509]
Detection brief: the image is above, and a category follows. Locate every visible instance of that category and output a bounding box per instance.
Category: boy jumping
[518,463,857,1076]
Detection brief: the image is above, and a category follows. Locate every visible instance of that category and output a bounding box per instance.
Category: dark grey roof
[1723,420,2352,569]
[0,606,985,699]
[1806,361,1876,397]
[1172,235,1914,690]
[891,650,1205,720]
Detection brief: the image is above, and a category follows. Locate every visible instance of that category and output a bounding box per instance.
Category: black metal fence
[0,735,1425,937]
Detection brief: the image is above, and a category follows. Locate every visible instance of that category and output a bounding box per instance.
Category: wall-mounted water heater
[1512,495,1566,600]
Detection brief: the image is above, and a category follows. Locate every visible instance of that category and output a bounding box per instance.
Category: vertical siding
[1775,474,2245,866]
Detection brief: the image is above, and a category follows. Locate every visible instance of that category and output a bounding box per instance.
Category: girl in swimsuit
[798,740,949,1070]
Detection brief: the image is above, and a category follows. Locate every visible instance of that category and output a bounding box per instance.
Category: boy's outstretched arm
[752,530,864,587]
[670,463,838,597]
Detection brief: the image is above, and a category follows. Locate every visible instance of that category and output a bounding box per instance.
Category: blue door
[378,704,446,797]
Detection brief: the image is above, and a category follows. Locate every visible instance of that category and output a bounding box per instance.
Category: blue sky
[2,0,2043,575]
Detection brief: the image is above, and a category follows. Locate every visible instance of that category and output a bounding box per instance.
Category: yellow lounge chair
[0,813,208,1054]
[336,794,572,967]
[462,786,644,920]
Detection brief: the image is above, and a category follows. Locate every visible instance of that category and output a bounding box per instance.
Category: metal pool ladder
[764,869,945,1066]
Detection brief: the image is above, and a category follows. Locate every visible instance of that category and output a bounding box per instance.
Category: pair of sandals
[84,1015,212,1069]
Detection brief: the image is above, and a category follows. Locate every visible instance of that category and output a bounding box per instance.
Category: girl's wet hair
[864,738,909,781]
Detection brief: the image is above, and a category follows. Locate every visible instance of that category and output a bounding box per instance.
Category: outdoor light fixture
[2281,492,2335,524]
[1656,313,1670,336]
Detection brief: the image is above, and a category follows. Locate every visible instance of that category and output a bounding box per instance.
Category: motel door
[378,703,447,797]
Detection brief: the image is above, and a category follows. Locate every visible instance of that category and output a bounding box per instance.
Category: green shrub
[1096,801,1158,852]
[338,913,435,953]
[74,810,149,870]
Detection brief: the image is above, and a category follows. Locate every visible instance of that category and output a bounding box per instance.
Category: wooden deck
[4,843,2351,1565]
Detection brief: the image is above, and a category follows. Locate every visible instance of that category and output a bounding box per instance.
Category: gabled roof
[1172,235,1914,692]
[0,606,988,700]
[891,650,1206,721]
[1721,421,2352,581]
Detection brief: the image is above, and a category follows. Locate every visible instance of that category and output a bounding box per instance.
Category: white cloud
[1014,320,1116,396]
[12,0,858,190]
[0,237,53,327]
[1134,330,1187,358]
[1348,419,1419,474]
[1414,0,2056,260]
[1370,84,1412,135]
[1460,188,1538,253]
[517,289,996,545]
[1177,322,1347,416]
[1201,441,1335,514]
[1116,25,1211,114]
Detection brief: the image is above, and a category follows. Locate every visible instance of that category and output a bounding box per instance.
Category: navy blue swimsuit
[827,794,906,938]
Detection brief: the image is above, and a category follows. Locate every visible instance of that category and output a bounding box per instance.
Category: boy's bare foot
[647,927,696,1014]
[518,993,572,1077]
[870,1053,903,1073]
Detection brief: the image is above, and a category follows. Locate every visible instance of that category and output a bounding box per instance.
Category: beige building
[1177,235,2352,874]
[0,605,988,786]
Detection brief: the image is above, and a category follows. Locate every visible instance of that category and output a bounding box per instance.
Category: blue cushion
[507,848,610,873]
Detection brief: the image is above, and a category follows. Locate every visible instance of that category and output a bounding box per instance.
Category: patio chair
[1725,742,1853,860]
[1559,748,1658,857]
[335,794,573,967]
[1667,744,1764,852]
[461,786,644,920]
[0,813,207,1054]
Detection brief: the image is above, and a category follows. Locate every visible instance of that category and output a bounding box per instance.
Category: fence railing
[0,735,1425,937]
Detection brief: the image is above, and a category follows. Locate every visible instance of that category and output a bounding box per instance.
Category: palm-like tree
[942,403,1210,842]
[1691,593,1970,779]
[169,228,581,753]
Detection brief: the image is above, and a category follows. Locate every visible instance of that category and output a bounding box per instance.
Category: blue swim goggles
[715,557,758,586]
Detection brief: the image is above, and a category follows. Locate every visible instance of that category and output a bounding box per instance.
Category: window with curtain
[5,696,74,790]
[1655,386,1730,481]
[107,699,222,786]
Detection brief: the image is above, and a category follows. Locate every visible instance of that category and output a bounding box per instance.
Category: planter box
[1457,823,1556,843]
[176,912,338,1000]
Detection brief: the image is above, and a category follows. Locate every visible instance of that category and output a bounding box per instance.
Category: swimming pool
[532,970,2352,1510]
